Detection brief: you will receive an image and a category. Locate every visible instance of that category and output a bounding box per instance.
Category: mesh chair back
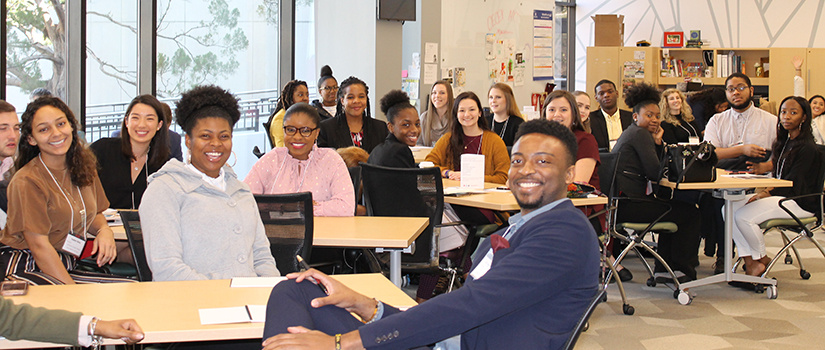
[815,145,825,222]
[119,210,152,282]
[597,152,620,200]
[360,163,442,268]
[254,192,314,275]
[349,166,362,215]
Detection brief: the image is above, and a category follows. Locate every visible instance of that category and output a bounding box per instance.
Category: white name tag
[469,249,494,280]
[61,233,85,257]
[688,136,700,145]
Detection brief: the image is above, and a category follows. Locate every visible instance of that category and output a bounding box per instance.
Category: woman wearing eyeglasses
[311,65,338,121]
[245,103,354,217]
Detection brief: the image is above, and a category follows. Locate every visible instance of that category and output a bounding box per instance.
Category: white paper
[423,64,438,85]
[199,305,267,325]
[424,42,438,63]
[230,276,287,288]
[460,154,485,190]
[634,50,646,60]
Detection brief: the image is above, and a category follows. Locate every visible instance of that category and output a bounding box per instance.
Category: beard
[729,98,751,110]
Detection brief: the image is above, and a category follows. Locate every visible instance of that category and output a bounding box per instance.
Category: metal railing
[83,88,281,143]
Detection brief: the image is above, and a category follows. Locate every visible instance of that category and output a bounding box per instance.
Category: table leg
[679,189,777,295]
[390,250,401,287]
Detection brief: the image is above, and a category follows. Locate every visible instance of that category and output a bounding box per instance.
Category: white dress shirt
[704,102,777,150]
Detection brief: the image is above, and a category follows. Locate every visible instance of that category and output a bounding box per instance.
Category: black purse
[661,142,718,184]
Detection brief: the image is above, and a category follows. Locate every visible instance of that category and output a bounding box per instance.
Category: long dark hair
[771,96,814,178]
[274,80,308,114]
[17,97,98,187]
[120,94,170,170]
[335,76,371,119]
[541,90,584,132]
[447,91,490,170]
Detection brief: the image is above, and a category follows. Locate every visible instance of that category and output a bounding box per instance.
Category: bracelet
[87,317,103,349]
[334,333,342,350]
[444,170,450,178]
[361,298,379,323]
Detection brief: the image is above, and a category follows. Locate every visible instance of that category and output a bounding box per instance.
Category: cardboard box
[592,14,624,46]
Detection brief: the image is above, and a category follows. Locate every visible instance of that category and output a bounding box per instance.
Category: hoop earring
[229,150,237,167]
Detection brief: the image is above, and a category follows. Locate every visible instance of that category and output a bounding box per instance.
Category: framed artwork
[663,32,684,48]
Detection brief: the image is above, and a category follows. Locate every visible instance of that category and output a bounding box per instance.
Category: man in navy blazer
[262,119,600,350]
[590,79,634,151]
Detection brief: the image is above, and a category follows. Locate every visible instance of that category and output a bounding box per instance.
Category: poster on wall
[532,9,554,81]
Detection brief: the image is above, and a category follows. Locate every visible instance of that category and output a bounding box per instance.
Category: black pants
[616,196,702,280]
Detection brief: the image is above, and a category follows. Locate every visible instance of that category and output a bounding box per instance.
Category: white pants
[727,195,812,259]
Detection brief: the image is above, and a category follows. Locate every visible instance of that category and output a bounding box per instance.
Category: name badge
[469,249,494,280]
[688,136,700,145]
[609,139,618,151]
[61,232,85,257]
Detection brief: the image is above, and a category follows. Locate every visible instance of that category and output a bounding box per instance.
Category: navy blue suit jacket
[359,200,600,349]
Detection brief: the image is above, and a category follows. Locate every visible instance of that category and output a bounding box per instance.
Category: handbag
[661,141,718,184]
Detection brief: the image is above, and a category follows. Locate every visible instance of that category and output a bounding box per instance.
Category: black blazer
[317,113,389,153]
[589,109,634,151]
[310,99,334,121]
[368,134,416,169]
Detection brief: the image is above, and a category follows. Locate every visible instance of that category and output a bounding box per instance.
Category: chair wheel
[677,290,692,305]
[801,270,811,280]
[582,321,590,332]
[623,304,635,315]
[646,277,656,287]
[784,255,793,264]
[766,285,778,299]
[673,289,681,299]
[601,293,608,302]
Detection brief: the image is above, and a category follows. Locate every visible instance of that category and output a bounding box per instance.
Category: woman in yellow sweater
[425,91,509,184]
[267,80,309,147]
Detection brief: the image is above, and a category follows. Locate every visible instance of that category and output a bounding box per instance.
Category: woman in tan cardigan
[425,91,510,184]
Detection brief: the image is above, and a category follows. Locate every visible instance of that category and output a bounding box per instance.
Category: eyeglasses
[726,85,749,93]
[283,125,319,137]
[320,86,339,92]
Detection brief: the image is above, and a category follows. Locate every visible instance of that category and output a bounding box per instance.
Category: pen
[296,255,328,294]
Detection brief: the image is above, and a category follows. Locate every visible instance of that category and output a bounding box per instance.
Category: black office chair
[118,209,153,282]
[254,192,314,275]
[739,145,825,287]
[602,150,683,298]
[562,288,607,350]
[253,146,265,159]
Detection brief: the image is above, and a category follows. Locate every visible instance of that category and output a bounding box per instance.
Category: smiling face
[508,133,574,213]
[319,78,338,106]
[575,94,591,123]
[595,83,618,111]
[810,97,825,117]
[388,108,421,146]
[292,85,309,105]
[544,97,574,129]
[28,105,73,164]
[341,84,367,118]
[283,112,319,160]
[431,84,449,110]
[635,103,661,133]
[488,88,507,115]
[185,117,232,178]
[456,98,482,129]
[725,77,753,111]
[0,111,20,159]
[125,103,162,147]
[779,98,805,135]
[666,92,683,114]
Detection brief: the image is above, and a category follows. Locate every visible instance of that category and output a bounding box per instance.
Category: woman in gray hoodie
[139,85,280,281]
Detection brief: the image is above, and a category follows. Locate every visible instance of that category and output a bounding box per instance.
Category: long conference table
[112,216,429,288]
[0,273,416,349]
[659,170,792,303]
[441,179,608,210]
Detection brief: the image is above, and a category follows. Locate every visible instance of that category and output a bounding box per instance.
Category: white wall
[575,0,825,91]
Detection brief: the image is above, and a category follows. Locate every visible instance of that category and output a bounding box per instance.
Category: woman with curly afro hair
[139,85,280,282]
[611,83,702,282]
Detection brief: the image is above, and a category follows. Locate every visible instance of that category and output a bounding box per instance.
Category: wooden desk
[0,274,415,349]
[112,217,428,288]
[441,179,608,210]
[659,171,792,303]
[410,147,432,163]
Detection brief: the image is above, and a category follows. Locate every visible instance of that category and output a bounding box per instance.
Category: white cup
[419,161,435,168]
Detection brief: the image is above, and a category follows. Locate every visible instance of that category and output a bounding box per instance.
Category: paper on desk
[103,208,123,227]
[443,187,489,195]
[199,305,267,325]
[230,276,287,288]
[460,154,485,189]
[722,174,771,179]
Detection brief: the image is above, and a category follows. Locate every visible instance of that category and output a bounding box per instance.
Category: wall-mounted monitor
[377,0,416,22]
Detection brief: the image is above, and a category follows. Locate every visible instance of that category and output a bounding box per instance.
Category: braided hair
[335,76,371,119]
[275,80,308,114]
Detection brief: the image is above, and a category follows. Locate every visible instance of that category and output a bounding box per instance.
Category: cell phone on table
[1,280,28,296]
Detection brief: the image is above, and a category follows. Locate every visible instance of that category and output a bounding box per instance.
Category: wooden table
[410,146,432,163]
[112,217,429,288]
[441,179,608,210]
[0,274,415,349]
[659,171,792,303]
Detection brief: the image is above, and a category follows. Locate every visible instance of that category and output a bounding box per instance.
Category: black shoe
[728,281,757,290]
[617,268,633,282]
[713,257,725,275]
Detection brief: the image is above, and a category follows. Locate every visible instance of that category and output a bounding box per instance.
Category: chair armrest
[611,196,673,235]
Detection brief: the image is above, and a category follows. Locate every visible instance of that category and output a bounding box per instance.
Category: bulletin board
[439,0,556,114]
